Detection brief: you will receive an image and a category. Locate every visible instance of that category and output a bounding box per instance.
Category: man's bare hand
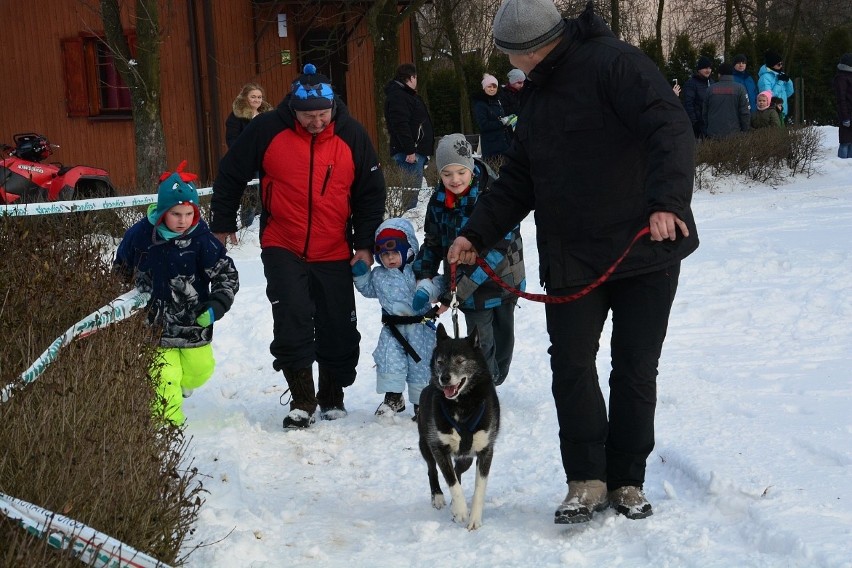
[351,248,373,267]
[649,211,689,241]
[214,232,238,247]
[448,236,478,265]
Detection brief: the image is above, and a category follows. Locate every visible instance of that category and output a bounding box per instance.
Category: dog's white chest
[438,429,491,455]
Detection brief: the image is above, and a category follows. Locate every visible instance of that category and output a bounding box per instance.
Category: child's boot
[375,392,405,416]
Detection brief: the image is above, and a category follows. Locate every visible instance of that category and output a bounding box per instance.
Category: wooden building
[0,1,413,191]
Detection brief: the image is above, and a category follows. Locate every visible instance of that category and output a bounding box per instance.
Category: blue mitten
[352,260,369,276]
[196,307,215,328]
[412,289,430,311]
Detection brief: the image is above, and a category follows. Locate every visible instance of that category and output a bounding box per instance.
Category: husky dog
[417,323,500,530]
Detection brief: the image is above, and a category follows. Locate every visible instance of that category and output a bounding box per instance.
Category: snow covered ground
[182,127,852,568]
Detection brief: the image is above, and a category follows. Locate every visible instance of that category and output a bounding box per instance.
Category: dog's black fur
[417,323,500,530]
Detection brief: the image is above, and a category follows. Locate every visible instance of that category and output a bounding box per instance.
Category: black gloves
[777,72,789,82]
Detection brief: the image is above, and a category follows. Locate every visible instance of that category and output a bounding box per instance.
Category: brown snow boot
[282,367,317,429]
[316,370,347,420]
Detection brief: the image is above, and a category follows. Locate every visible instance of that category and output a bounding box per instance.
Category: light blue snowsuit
[353,218,444,405]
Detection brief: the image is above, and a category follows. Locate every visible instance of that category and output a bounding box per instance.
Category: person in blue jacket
[758,50,794,122]
[353,218,444,421]
[732,54,757,113]
[413,133,525,387]
[115,161,240,425]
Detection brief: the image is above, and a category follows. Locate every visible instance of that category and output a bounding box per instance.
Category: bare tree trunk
[655,0,665,65]
[366,0,429,159]
[436,0,472,134]
[723,0,733,60]
[100,0,166,191]
[611,0,621,38]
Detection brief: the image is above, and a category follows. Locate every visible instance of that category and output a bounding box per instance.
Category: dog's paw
[432,493,446,510]
[451,500,469,524]
[467,515,483,531]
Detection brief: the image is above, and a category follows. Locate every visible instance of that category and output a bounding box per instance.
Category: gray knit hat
[435,134,474,173]
[507,68,526,83]
[493,0,566,55]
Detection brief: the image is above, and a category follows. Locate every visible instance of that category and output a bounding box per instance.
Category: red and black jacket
[211,98,386,262]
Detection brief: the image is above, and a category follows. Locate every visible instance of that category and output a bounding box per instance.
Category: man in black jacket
[384,63,434,208]
[449,0,698,524]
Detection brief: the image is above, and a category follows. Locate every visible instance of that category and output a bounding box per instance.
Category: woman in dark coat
[224,83,273,226]
[833,53,852,158]
[225,83,273,149]
[472,73,512,162]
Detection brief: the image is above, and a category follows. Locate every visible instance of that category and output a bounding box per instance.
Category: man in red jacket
[210,64,386,429]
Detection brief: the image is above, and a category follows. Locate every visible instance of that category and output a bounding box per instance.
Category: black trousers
[545,263,680,489]
[261,247,360,387]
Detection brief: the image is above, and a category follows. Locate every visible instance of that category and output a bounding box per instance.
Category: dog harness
[440,400,486,454]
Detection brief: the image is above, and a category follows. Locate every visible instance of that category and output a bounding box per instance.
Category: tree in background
[366,0,429,159]
[99,0,166,190]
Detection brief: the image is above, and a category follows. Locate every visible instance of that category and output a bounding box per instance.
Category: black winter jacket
[384,80,434,157]
[472,92,512,158]
[683,73,713,136]
[460,7,698,290]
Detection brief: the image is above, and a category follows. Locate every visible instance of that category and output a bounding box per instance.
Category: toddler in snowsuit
[114,161,239,425]
[353,218,444,420]
[413,133,525,386]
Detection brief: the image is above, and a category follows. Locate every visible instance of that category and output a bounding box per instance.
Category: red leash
[454,226,651,305]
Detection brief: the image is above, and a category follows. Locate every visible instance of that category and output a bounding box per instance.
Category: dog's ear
[436,323,448,341]
[468,325,481,349]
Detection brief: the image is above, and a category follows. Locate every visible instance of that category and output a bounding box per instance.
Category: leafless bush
[382,160,423,219]
[693,126,822,190]
[786,125,823,177]
[0,214,203,566]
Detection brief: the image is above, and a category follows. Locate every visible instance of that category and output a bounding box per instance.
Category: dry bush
[785,125,823,177]
[0,214,203,567]
[694,126,822,191]
[382,160,424,218]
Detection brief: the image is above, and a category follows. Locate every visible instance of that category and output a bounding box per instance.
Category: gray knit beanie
[435,134,474,173]
[507,68,526,83]
[493,0,566,55]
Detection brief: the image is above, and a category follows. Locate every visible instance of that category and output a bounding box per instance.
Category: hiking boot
[316,370,347,420]
[554,480,609,524]
[281,367,317,429]
[375,392,405,416]
[609,486,653,520]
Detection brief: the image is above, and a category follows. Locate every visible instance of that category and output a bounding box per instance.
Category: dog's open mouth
[442,378,466,400]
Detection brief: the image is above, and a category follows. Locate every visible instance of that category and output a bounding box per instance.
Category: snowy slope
[182,127,852,568]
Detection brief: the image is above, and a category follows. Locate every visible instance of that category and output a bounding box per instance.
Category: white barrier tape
[1,289,151,402]
[0,492,172,568]
[0,179,258,217]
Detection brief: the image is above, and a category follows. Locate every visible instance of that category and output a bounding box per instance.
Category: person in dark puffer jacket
[210,64,386,430]
[413,133,525,387]
[683,56,714,138]
[384,63,434,206]
[449,0,697,524]
[115,161,239,426]
[833,52,852,158]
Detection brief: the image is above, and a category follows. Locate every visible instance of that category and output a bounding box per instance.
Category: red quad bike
[1,133,117,204]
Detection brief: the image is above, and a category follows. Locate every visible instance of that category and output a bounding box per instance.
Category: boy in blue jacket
[115,162,239,425]
[353,218,444,420]
[413,133,525,386]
